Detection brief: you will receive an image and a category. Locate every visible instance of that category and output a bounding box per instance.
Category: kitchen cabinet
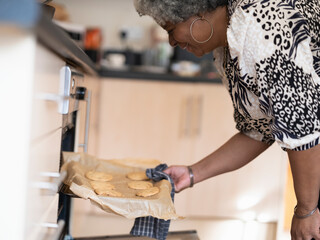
[0,25,100,240]
[95,78,287,220]
[0,27,64,239]
[188,139,287,220]
[1,3,102,237]
[276,163,295,240]
[96,78,194,162]
[187,84,287,220]
[96,78,195,214]
[26,44,65,239]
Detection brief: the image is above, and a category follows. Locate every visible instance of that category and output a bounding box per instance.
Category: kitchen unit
[0,2,99,239]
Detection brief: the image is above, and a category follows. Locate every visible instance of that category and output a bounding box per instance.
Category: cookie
[128,181,153,190]
[126,172,148,181]
[136,187,159,197]
[85,171,113,181]
[95,188,123,197]
[90,181,115,190]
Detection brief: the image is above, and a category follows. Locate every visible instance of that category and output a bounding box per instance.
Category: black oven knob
[75,87,87,100]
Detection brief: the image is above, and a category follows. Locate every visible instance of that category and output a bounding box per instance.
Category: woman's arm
[164,132,270,192]
[287,145,320,240]
[191,132,270,184]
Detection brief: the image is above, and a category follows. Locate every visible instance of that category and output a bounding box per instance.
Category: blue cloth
[130,164,175,240]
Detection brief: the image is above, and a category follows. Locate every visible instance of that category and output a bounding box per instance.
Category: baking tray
[61,152,181,220]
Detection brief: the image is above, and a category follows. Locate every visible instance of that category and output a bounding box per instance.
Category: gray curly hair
[134,0,228,25]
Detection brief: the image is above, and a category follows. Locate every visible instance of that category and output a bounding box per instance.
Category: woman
[134,0,320,239]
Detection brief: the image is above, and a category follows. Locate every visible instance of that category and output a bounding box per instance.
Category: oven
[54,65,89,239]
[52,66,199,240]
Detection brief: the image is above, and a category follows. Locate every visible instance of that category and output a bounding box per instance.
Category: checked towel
[130,164,175,240]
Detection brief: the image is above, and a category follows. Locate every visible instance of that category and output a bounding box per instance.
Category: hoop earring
[190,16,213,44]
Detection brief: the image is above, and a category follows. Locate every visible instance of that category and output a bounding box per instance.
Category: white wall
[54,0,157,50]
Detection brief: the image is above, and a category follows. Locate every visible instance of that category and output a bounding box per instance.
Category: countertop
[99,67,222,83]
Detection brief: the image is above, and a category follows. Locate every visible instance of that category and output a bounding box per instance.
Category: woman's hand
[163,165,191,192]
[290,208,320,240]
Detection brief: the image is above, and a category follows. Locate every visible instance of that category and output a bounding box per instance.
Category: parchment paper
[61,152,181,220]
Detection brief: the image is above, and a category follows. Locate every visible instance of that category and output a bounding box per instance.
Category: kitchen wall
[54,0,159,50]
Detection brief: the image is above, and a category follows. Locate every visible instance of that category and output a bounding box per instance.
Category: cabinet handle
[36,93,68,102]
[35,171,67,194]
[36,93,69,114]
[41,220,65,240]
[180,96,193,137]
[186,96,193,137]
[193,95,203,137]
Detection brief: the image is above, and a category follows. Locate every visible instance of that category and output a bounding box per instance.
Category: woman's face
[162,7,228,57]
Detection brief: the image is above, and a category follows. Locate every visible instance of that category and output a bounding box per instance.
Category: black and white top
[214,0,320,151]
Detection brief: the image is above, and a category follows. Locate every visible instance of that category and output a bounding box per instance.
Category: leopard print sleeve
[225,0,320,151]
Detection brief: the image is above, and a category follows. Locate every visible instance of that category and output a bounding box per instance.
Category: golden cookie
[95,188,123,197]
[90,181,115,190]
[136,187,159,197]
[126,172,148,181]
[85,171,113,181]
[128,181,153,190]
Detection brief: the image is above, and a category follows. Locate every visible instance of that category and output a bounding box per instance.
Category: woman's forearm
[191,132,270,184]
[288,145,320,214]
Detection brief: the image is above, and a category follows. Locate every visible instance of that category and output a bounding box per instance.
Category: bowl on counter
[171,61,201,77]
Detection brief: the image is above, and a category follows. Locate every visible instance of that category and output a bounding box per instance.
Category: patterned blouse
[213,0,320,151]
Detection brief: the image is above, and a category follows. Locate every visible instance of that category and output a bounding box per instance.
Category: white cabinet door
[191,84,236,161]
[97,78,194,164]
[96,78,197,215]
[186,83,287,221]
[26,44,65,240]
[30,45,64,140]
[94,79,287,220]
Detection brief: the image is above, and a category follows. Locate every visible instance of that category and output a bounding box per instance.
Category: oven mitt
[130,163,175,240]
